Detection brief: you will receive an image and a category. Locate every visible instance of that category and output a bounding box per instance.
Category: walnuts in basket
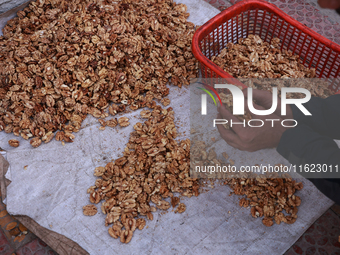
[212,35,334,128]
[0,0,198,146]
[212,35,316,79]
[212,35,333,99]
[87,106,199,243]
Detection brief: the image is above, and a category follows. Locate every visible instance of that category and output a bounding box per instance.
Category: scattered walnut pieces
[108,224,122,239]
[87,106,199,243]
[262,217,274,227]
[171,197,180,208]
[161,98,171,107]
[42,131,54,144]
[147,212,154,221]
[136,218,146,230]
[222,152,229,161]
[175,203,186,213]
[118,117,130,127]
[98,119,106,128]
[106,119,118,128]
[30,137,41,148]
[190,128,197,134]
[120,230,133,244]
[55,131,64,141]
[99,119,106,126]
[64,132,75,143]
[140,110,151,119]
[0,0,198,146]
[94,166,105,177]
[239,198,249,208]
[83,205,98,216]
[8,139,19,147]
[226,172,303,227]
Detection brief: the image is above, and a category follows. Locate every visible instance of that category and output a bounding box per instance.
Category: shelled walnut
[175,203,186,213]
[30,137,42,148]
[161,98,171,107]
[0,0,198,145]
[8,139,19,147]
[83,204,98,216]
[87,106,198,243]
[118,117,130,127]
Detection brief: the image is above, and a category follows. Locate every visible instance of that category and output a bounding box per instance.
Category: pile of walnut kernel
[225,172,303,227]
[212,35,333,98]
[0,0,197,147]
[85,106,199,243]
[213,35,334,127]
[212,35,316,79]
[190,136,304,227]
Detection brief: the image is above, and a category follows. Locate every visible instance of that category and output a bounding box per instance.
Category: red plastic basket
[192,0,340,92]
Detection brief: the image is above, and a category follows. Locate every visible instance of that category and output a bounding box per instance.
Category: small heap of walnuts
[0,0,198,147]
[190,134,303,227]
[85,106,199,243]
[225,172,303,227]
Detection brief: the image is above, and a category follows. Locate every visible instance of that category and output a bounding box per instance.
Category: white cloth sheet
[0,1,334,254]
